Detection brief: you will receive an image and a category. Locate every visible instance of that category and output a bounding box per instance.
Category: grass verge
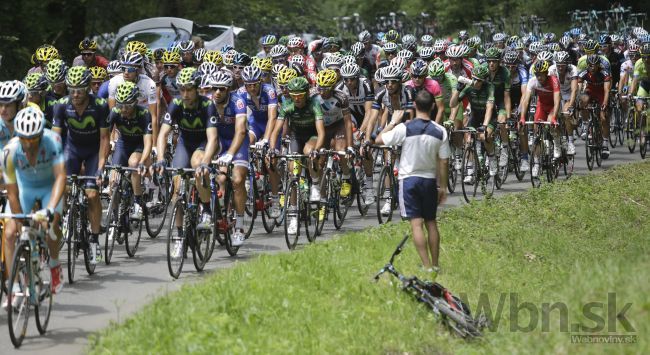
[90,161,650,354]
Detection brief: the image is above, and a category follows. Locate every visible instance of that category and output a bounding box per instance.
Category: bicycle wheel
[376,166,395,223]
[104,188,119,265]
[166,200,185,279]
[260,174,277,233]
[640,115,647,159]
[585,122,595,171]
[334,179,350,230]
[65,204,78,283]
[355,169,371,216]
[242,170,257,239]
[429,296,481,338]
[594,125,603,168]
[192,204,213,272]
[315,172,330,235]
[125,197,143,258]
[447,151,458,193]
[212,187,226,247]
[530,138,542,188]
[609,106,619,147]
[461,147,479,203]
[626,110,637,153]
[283,180,300,250]
[145,173,171,238]
[303,179,318,243]
[82,213,96,275]
[35,245,52,335]
[616,107,625,145]
[223,183,240,256]
[8,247,29,348]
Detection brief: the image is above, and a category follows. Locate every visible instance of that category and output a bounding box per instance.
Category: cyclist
[359,30,381,74]
[257,35,277,59]
[106,81,152,220]
[599,35,624,87]
[549,51,579,155]
[73,39,109,68]
[619,43,640,114]
[45,59,68,100]
[232,52,253,88]
[28,44,60,75]
[484,47,513,168]
[404,59,445,123]
[89,66,108,96]
[23,73,56,126]
[629,44,650,144]
[519,60,562,177]
[450,64,498,182]
[154,67,218,240]
[178,40,195,68]
[314,69,354,201]
[287,37,318,85]
[238,66,279,152]
[268,77,325,235]
[3,107,66,300]
[209,71,251,246]
[578,54,612,158]
[159,51,182,105]
[52,66,111,264]
[444,45,473,80]
[97,60,121,100]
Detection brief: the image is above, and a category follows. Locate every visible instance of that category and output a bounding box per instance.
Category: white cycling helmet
[340,63,361,78]
[0,80,27,105]
[14,106,45,138]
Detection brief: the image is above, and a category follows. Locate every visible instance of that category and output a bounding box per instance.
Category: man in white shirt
[376,90,450,277]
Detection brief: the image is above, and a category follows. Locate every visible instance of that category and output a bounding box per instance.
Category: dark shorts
[468,110,497,130]
[218,135,250,168]
[172,137,206,169]
[323,120,346,148]
[112,139,144,167]
[399,177,438,220]
[65,143,99,189]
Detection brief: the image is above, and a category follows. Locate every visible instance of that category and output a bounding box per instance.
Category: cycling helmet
[277,67,298,85]
[45,59,68,83]
[278,35,290,46]
[89,66,108,81]
[222,51,235,66]
[382,65,403,81]
[198,62,219,76]
[272,63,287,78]
[65,66,92,87]
[178,40,195,52]
[547,42,561,52]
[628,43,640,55]
[418,47,435,60]
[24,73,49,92]
[359,30,372,43]
[107,60,122,75]
[340,63,361,78]
[599,34,612,45]
[176,67,200,87]
[218,45,233,54]
[287,77,309,93]
[396,49,413,61]
[193,48,207,62]
[162,51,181,64]
[610,34,621,44]
[559,36,572,49]
[120,51,143,66]
[528,41,544,55]
[401,34,417,51]
[203,50,223,65]
[0,80,27,104]
[428,59,445,77]
[543,32,556,44]
[445,45,464,58]
[35,45,60,62]
[115,81,139,104]
[577,33,588,44]
[256,57,273,72]
[350,42,364,57]
[261,34,277,47]
[492,33,507,43]
[383,42,398,54]
[14,107,45,138]
[287,62,303,76]
[503,50,520,65]
[152,48,165,62]
[467,36,482,49]
[639,44,650,57]
[484,47,502,60]
[506,36,519,48]
[374,66,386,85]
[483,42,495,51]
[384,29,400,43]
[322,54,343,69]
[409,59,428,77]
[241,65,262,83]
[458,30,469,41]
[553,51,570,64]
[421,34,434,46]
[79,39,98,51]
[433,39,448,53]
[537,51,553,61]
[471,64,490,80]
[198,73,216,89]
[287,37,305,49]
[316,69,338,87]
[342,55,356,66]
[533,60,550,74]
[570,27,582,37]
[269,45,289,58]
[583,39,600,53]
[586,54,601,66]
[390,57,407,70]
[288,54,305,67]
[458,44,470,57]
[212,70,233,87]
[233,52,252,66]
[126,41,148,55]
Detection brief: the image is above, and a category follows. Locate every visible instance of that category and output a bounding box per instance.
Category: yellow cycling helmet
[316,69,338,87]
[533,60,550,74]
[204,50,223,65]
[89,66,108,81]
[255,57,273,72]
[126,41,148,56]
[277,67,298,85]
[79,39,99,51]
[35,45,60,62]
[161,50,181,64]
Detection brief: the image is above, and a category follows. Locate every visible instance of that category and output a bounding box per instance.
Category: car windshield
[113,28,190,57]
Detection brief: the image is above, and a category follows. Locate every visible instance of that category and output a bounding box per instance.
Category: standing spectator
[375,90,450,278]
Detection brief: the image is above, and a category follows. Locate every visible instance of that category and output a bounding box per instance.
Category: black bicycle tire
[65,204,78,284]
[104,187,119,265]
[376,166,394,224]
[8,247,29,348]
[35,244,52,335]
[145,173,170,238]
[166,200,185,279]
[283,180,300,250]
[82,210,96,275]
[223,180,240,256]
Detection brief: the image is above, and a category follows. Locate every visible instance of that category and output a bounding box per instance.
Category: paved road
[0,138,644,354]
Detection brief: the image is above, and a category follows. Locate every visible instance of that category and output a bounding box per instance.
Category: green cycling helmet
[428,59,446,77]
[115,81,139,104]
[176,67,199,87]
[65,66,92,87]
[287,76,309,92]
[484,47,502,60]
[471,64,490,81]
[45,59,68,83]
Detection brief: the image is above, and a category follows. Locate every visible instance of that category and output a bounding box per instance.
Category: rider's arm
[263,89,278,142]
[568,79,578,108]
[269,114,284,151]
[3,150,22,214]
[314,118,326,151]
[359,100,373,133]
[201,127,219,166]
[483,102,494,126]
[156,123,171,162]
[603,80,611,107]
[630,77,639,97]
[504,90,512,118]
[227,113,248,156]
[551,91,561,121]
[97,128,110,173]
[140,134,152,165]
[434,96,445,124]
[47,162,66,211]
[519,86,532,121]
[365,108,380,141]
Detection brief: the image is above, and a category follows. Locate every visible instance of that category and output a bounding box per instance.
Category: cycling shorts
[171,138,206,169]
[534,100,556,122]
[20,185,63,214]
[248,120,267,142]
[112,140,144,167]
[323,120,346,148]
[218,136,249,168]
[65,143,99,189]
[584,88,605,106]
[468,110,497,130]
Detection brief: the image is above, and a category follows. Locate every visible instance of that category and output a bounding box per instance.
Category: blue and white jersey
[216,91,247,144]
[381,118,450,180]
[238,83,278,135]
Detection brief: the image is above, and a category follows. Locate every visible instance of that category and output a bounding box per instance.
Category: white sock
[235,214,244,229]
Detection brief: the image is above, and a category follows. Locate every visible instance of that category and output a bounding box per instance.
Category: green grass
[90,161,650,355]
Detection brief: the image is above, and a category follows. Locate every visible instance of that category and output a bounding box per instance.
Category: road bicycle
[584,102,604,171]
[372,145,400,224]
[374,235,487,338]
[459,128,495,202]
[525,121,557,187]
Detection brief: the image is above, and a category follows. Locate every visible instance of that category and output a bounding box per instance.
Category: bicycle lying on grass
[374,235,488,338]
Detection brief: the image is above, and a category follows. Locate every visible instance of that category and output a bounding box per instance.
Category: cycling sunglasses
[164,64,178,69]
[68,87,88,95]
[122,66,138,73]
[213,86,229,92]
[317,86,333,92]
[116,102,136,109]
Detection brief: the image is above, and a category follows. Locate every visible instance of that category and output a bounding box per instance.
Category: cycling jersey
[444,59,473,79]
[488,66,511,112]
[106,106,152,145]
[365,44,381,71]
[277,94,323,138]
[549,64,578,101]
[215,91,249,167]
[72,54,109,68]
[527,75,560,121]
[0,119,13,149]
[163,96,218,143]
[372,86,416,117]
[577,55,611,72]
[238,83,278,141]
[433,73,463,121]
[620,59,635,85]
[97,80,110,99]
[458,82,496,127]
[315,89,350,127]
[160,74,181,103]
[633,59,650,97]
[53,94,110,147]
[341,77,374,125]
[108,74,157,107]
[39,93,58,127]
[405,78,442,98]
[2,130,65,212]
